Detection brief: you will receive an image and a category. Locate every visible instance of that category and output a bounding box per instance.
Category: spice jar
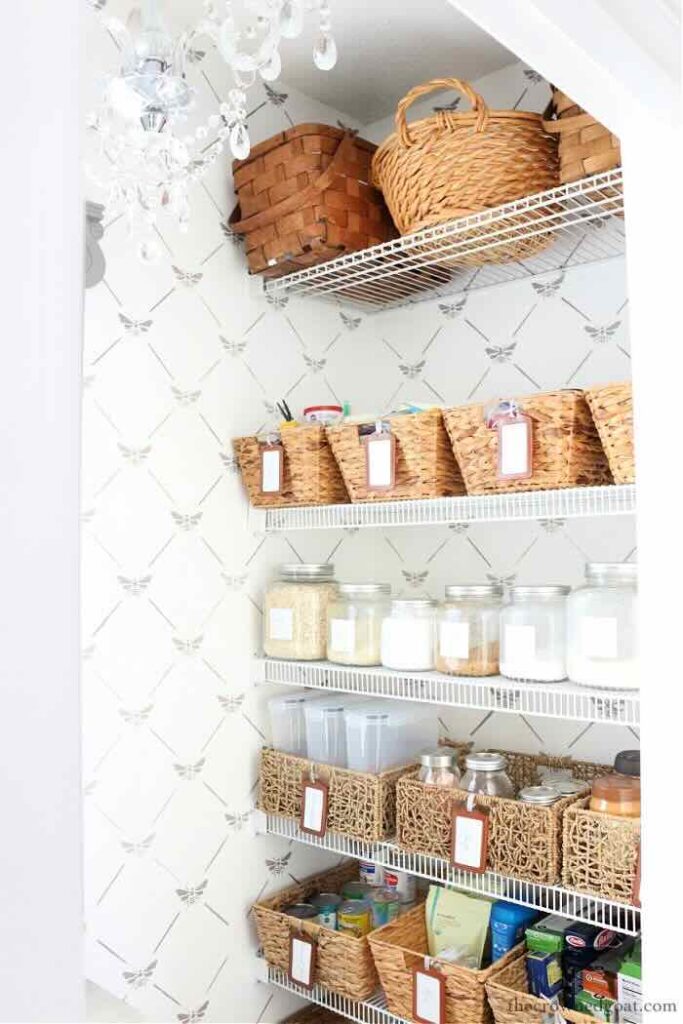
[500,586,570,682]
[263,563,337,660]
[589,775,641,817]
[435,584,502,676]
[518,785,560,806]
[418,749,460,786]
[327,583,392,666]
[461,751,515,798]
[566,563,638,690]
[380,599,436,671]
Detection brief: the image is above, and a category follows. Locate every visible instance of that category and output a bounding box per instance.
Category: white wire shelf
[266,966,410,1024]
[258,658,640,727]
[264,814,641,936]
[263,170,624,311]
[253,484,635,532]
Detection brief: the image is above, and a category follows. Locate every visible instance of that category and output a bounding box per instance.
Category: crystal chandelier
[87,0,337,262]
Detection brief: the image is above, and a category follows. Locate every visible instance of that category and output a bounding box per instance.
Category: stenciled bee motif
[265,293,289,310]
[176,880,208,906]
[217,693,246,714]
[264,83,287,106]
[485,343,516,364]
[171,510,203,531]
[122,960,157,989]
[172,385,202,406]
[486,572,517,589]
[340,311,362,330]
[532,273,564,298]
[220,452,239,473]
[118,575,152,597]
[173,635,203,656]
[303,353,327,373]
[402,569,429,588]
[119,313,153,336]
[172,266,203,287]
[178,1001,210,1024]
[584,321,621,344]
[225,810,251,830]
[398,359,426,379]
[438,297,467,319]
[265,851,292,875]
[221,572,247,590]
[220,335,247,356]
[121,834,155,857]
[119,704,154,726]
[173,758,206,781]
[119,443,152,466]
[539,518,565,533]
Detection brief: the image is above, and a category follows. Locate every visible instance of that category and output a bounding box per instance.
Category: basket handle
[396,77,489,148]
[228,131,358,235]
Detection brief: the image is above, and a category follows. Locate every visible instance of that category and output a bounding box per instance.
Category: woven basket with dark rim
[486,954,594,1024]
[252,860,378,1001]
[397,748,608,885]
[584,381,634,484]
[372,78,558,265]
[368,903,523,1024]
[233,425,349,508]
[443,390,612,495]
[543,89,621,184]
[282,1007,348,1024]
[562,797,640,904]
[326,409,465,502]
[258,747,415,843]
[229,124,396,278]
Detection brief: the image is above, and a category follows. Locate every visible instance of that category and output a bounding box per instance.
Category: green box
[525,915,573,955]
[575,989,617,1021]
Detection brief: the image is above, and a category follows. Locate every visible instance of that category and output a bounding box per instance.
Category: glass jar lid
[419,748,455,769]
[280,563,334,581]
[508,585,570,602]
[390,598,436,610]
[591,774,641,802]
[338,582,391,597]
[550,779,587,796]
[614,749,640,778]
[444,584,503,599]
[586,562,637,584]
[518,785,560,805]
[465,751,508,772]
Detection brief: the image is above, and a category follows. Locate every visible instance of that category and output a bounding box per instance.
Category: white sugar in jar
[500,586,569,682]
[567,563,638,690]
[380,598,436,671]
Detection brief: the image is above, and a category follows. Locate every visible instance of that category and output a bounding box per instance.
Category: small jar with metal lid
[380,598,436,671]
[263,563,337,660]
[567,563,638,690]
[461,751,515,798]
[327,583,392,666]
[418,748,461,787]
[518,785,560,806]
[500,585,570,682]
[435,584,503,677]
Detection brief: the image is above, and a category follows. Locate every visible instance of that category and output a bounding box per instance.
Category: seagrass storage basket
[229,124,396,278]
[233,425,349,508]
[326,409,465,502]
[486,956,594,1024]
[562,797,640,904]
[259,747,414,843]
[283,1008,347,1024]
[584,381,635,484]
[543,89,621,184]
[372,78,558,264]
[252,860,378,1000]
[443,390,612,495]
[368,903,523,1024]
[396,749,608,884]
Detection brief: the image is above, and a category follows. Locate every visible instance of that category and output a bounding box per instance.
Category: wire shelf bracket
[265,966,411,1024]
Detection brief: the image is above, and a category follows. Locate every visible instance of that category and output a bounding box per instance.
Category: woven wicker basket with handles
[486,956,595,1024]
[371,77,558,264]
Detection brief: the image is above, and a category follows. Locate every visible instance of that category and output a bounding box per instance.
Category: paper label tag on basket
[260,443,284,494]
[330,618,356,653]
[364,428,396,490]
[413,965,445,1024]
[498,414,533,480]
[632,842,641,907]
[439,621,470,659]
[581,616,618,659]
[450,802,489,873]
[269,607,294,642]
[300,780,329,837]
[289,933,316,989]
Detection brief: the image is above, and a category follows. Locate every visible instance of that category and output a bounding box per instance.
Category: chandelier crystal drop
[87,0,337,260]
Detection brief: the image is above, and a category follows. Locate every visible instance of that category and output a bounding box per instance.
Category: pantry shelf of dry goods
[261,170,624,312]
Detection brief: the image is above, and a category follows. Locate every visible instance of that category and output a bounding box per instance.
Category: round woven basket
[372,77,559,263]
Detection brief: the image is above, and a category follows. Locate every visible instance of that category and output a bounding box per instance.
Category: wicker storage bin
[486,955,593,1024]
[233,425,349,508]
[543,89,621,184]
[259,747,413,843]
[253,861,378,1001]
[584,381,634,484]
[326,409,465,502]
[283,1007,347,1024]
[229,124,396,278]
[562,797,640,904]
[443,390,612,495]
[368,903,523,1024]
[397,749,607,884]
[372,78,558,264]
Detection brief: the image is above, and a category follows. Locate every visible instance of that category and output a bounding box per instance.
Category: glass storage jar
[435,584,502,676]
[327,583,392,666]
[380,599,436,671]
[566,563,638,690]
[461,751,515,798]
[418,749,460,787]
[589,774,641,817]
[500,585,570,682]
[263,563,337,660]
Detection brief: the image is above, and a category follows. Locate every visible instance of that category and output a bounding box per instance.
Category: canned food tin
[337,899,373,937]
[369,887,400,927]
[313,892,341,929]
[383,869,416,904]
[284,902,318,920]
[359,861,385,887]
[341,880,373,901]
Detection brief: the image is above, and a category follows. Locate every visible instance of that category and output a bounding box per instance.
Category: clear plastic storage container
[566,562,638,690]
[435,584,503,676]
[263,563,337,660]
[327,583,392,666]
[500,585,570,682]
[267,691,309,756]
[303,694,362,767]
[380,599,436,671]
[345,700,438,773]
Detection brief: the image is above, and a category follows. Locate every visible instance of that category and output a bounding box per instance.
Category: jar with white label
[327,583,392,666]
[500,586,570,682]
[567,563,638,690]
[263,564,337,660]
[435,584,503,676]
[380,599,436,671]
